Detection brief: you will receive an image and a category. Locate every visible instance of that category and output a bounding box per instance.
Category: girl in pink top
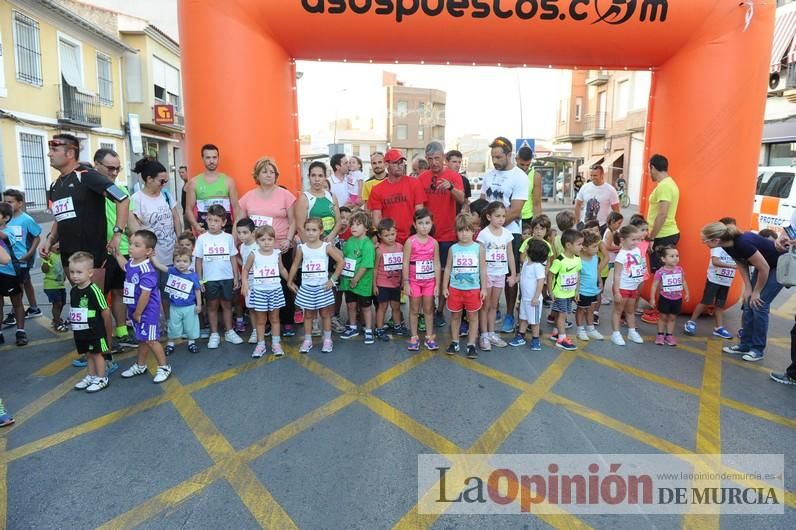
[374,219,405,340]
[402,209,440,352]
[650,245,690,346]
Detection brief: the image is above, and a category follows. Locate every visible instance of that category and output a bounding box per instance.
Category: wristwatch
[112,225,124,235]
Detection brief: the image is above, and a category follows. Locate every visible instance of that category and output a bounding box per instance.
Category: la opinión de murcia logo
[300,0,668,24]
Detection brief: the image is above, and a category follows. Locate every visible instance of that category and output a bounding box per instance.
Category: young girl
[346,156,365,206]
[402,209,441,352]
[476,201,517,350]
[242,225,289,358]
[611,225,646,346]
[511,238,548,351]
[374,218,406,340]
[601,211,624,305]
[650,245,689,346]
[288,218,345,354]
[630,215,653,317]
[576,231,604,341]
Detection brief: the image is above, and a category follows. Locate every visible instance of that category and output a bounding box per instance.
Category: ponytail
[701,222,741,243]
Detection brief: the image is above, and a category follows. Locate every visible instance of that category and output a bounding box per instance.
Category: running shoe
[655,334,665,346]
[459,320,469,337]
[418,315,426,333]
[165,344,176,356]
[208,333,221,349]
[684,320,697,335]
[640,309,659,325]
[446,342,460,355]
[121,363,148,378]
[712,327,733,339]
[74,374,95,390]
[86,376,109,393]
[742,351,764,362]
[252,344,267,358]
[363,330,375,344]
[769,372,796,385]
[722,344,749,355]
[408,336,420,352]
[321,338,334,353]
[224,330,244,344]
[340,327,359,340]
[508,334,526,347]
[424,336,439,351]
[501,314,515,334]
[153,365,172,383]
[248,330,258,344]
[479,336,492,351]
[611,332,626,346]
[489,334,507,348]
[529,337,541,351]
[434,312,446,329]
[282,325,296,337]
[72,355,88,368]
[272,343,285,357]
[25,307,43,319]
[556,337,577,351]
[627,329,644,344]
[331,316,346,334]
[234,319,246,333]
[586,329,604,340]
[375,327,390,342]
[188,343,200,354]
[664,335,678,347]
[466,344,478,359]
[15,330,28,346]
[300,338,313,353]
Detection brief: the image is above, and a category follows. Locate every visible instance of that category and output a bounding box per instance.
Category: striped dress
[295,242,335,310]
[248,250,286,312]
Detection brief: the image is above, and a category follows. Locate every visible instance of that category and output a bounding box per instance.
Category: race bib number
[415,260,434,281]
[716,267,736,279]
[203,241,230,262]
[383,252,403,272]
[342,257,357,278]
[560,273,578,292]
[123,281,135,305]
[628,263,646,279]
[69,307,89,331]
[253,265,280,287]
[165,274,193,300]
[661,272,683,294]
[196,198,230,213]
[302,259,327,282]
[250,215,274,228]
[452,253,478,275]
[487,248,507,264]
[52,197,76,221]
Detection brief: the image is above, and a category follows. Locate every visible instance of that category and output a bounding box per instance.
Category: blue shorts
[132,321,160,342]
[551,298,573,314]
[45,288,67,305]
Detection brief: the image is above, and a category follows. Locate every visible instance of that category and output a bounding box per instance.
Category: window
[100,141,115,151]
[632,72,651,110]
[756,170,794,199]
[559,98,568,123]
[615,80,629,119]
[575,97,583,121]
[96,53,113,106]
[418,127,424,141]
[597,92,607,128]
[396,124,408,141]
[18,131,48,210]
[58,36,83,89]
[153,56,181,109]
[768,142,796,167]
[396,100,408,118]
[13,12,42,86]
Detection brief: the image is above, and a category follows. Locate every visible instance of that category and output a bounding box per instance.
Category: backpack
[776,246,796,288]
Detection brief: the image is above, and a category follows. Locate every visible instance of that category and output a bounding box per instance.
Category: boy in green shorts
[339,212,376,344]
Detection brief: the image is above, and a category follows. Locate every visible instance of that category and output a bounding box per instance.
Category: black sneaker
[25,307,42,319]
[187,343,200,354]
[118,335,138,348]
[770,372,796,385]
[445,342,460,355]
[165,344,176,356]
[375,328,391,342]
[110,338,126,354]
[2,313,15,328]
[15,330,28,346]
[593,312,600,326]
[466,344,478,359]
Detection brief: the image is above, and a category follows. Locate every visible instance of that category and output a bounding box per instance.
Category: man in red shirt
[418,141,465,328]
[369,149,426,244]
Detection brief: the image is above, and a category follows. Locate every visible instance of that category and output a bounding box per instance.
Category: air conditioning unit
[769,71,787,96]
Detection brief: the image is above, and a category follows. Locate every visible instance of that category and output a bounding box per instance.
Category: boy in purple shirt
[116,230,172,383]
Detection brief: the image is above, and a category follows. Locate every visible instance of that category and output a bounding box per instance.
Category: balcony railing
[585,70,610,86]
[625,109,647,132]
[58,84,101,127]
[787,63,796,90]
[583,112,608,138]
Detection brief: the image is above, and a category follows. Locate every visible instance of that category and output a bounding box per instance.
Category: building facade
[762,0,796,166]
[386,75,446,163]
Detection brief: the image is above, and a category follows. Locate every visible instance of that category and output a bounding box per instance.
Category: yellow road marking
[771,291,796,320]
[677,342,772,376]
[0,335,72,353]
[1,372,83,432]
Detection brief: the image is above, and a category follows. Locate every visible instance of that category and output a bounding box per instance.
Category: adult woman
[129,158,181,309]
[239,157,298,334]
[701,222,785,362]
[295,161,340,243]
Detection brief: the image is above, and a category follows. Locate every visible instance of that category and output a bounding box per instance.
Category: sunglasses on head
[48,140,76,149]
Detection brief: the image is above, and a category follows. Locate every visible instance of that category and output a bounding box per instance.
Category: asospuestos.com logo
[417,454,785,515]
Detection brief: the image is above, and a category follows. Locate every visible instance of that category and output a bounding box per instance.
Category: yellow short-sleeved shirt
[362,176,386,203]
[646,176,680,238]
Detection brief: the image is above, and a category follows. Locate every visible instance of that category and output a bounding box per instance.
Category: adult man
[410,157,429,177]
[446,149,471,212]
[361,151,386,205]
[642,153,680,325]
[368,148,426,244]
[184,144,241,234]
[41,134,129,278]
[93,148,137,352]
[419,141,465,327]
[178,165,188,213]
[481,136,529,334]
[516,146,543,224]
[328,153,350,208]
[573,164,620,232]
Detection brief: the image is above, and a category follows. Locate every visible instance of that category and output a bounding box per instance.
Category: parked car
[753,166,796,232]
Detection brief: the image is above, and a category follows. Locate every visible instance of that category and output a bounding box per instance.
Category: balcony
[625,109,647,132]
[583,113,608,138]
[58,84,101,128]
[585,70,610,86]
[554,120,584,143]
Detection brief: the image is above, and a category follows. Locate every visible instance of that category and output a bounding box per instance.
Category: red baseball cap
[384,148,406,163]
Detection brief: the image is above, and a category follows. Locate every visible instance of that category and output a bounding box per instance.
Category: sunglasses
[98,162,121,172]
[48,140,76,150]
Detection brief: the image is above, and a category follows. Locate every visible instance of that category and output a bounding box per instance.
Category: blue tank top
[579,254,600,296]
[449,242,481,290]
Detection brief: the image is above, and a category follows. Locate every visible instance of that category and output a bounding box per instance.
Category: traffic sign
[515,138,535,153]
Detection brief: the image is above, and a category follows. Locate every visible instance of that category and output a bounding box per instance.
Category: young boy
[3,189,42,323]
[684,239,737,339]
[0,202,28,345]
[374,218,406,340]
[118,230,172,383]
[511,238,548,351]
[546,210,576,328]
[340,211,376,344]
[443,213,486,359]
[331,206,353,333]
[165,250,202,355]
[41,240,68,332]
[575,231,604,341]
[194,205,243,348]
[177,231,197,270]
[69,252,113,393]
[548,229,583,351]
[236,218,258,341]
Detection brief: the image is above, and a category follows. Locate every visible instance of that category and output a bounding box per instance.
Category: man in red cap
[368,148,427,244]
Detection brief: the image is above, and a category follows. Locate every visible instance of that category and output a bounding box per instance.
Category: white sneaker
[312,319,322,337]
[74,375,95,390]
[627,329,644,344]
[479,336,492,351]
[153,365,172,383]
[576,328,589,341]
[225,330,244,345]
[86,377,109,393]
[489,333,507,348]
[587,329,605,340]
[121,363,148,378]
[611,332,626,346]
[252,343,267,358]
[248,330,258,344]
[208,333,221,349]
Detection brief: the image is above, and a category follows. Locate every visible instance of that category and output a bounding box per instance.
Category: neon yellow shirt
[647,176,680,239]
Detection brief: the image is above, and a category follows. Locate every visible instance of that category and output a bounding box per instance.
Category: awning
[605,150,625,168]
[762,117,796,144]
[772,7,796,73]
[583,154,604,169]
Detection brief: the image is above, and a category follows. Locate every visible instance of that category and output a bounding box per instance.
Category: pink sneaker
[321,338,333,353]
[655,334,665,346]
[299,338,313,354]
[272,343,284,357]
[664,335,678,347]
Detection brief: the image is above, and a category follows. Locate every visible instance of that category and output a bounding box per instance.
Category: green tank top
[195,173,231,212]
[305,191,336,236]
[521,167,535,220]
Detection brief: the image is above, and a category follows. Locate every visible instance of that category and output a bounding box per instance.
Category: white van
[753,166,796,232]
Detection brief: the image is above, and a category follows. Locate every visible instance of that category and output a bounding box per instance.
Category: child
[339,211,376,344]
[177,231,197,270]
[575,231,604,341]
[69,252,113,393]
[403,208,441,351]
[331,206,353,333]
[346,156,365,206]
[41,240,68,332]
[553,210,576,257]
[374,218,406,340]
[521,221,533,248]
[684,238,736,339]
[0,398,12,427]
[582,220,605,324]
[468,198,488,240]
[3,189,42,322]
[601,211,624,305]
[288,218,345,354]
[242,225,288,358]
[165,250,202,356]
[236,218,258,341]
[548,229,583,351]
[0,202,28,345]
[611,225,646,346]
[194,204,243,348]
[650,245,689,346]
[235,217,257,332]
[117,230,172,383]
[511,238,548,351]
[477,201,517,350]
[443,213,486,359]
[518,215,554,264]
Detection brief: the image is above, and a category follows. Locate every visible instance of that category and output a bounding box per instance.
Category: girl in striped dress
[242,225,288,359]
[288,218,345,354]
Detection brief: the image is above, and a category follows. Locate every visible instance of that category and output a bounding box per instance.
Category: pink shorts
[486,275,505,289]
[408,280,435,297]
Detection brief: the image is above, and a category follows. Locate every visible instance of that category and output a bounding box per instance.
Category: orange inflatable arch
[178,0,774,312]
